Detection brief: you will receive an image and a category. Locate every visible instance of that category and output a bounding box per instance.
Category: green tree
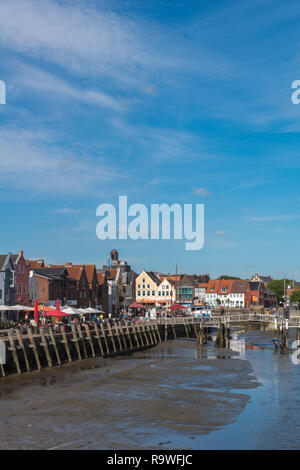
[217,275,241,280]
[290,290,300,307]
[216,298,221,305]
[268,279,292,303]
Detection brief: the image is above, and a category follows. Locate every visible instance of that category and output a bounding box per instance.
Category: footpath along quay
[1,314,300,378]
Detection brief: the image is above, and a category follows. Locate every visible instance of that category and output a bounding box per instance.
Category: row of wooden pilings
[0,319,230,378]
[0,321,162,378]
[196,318,230,349]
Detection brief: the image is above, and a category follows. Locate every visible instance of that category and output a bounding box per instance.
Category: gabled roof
[83,265,97,284]
[218,280,233,294]
[33,267,70,280]
[231,280,249,293]
[146,271,161,285]
[26,259,45,269]
[97,273,106,285]
[0,254,8,270]
[206,279,221,293]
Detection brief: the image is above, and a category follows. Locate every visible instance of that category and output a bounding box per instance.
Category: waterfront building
[250,274,273,286]
[205,279,251,307]
[0,253,15,310]
[156,278,176,307]
[135,270,160,306]
[249,281,266,305]
[96,272,109,313]
[12,250,30,306]
[31,267,77,306]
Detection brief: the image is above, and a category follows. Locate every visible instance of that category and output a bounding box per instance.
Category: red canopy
[41,299,70,322]
[168,304,187,310]
[129,302,144,308]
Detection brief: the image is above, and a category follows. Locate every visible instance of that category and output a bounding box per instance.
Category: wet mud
[0,339,259,450]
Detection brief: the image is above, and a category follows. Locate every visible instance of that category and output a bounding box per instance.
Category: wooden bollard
[15,329,30,372]
[93,323,104,356]
[39,328,53,367]
[60,326,72,363]
[7,330,21,374]
[71,324,82,360]
[100,323,110,355]
[48,327,61,365]
[164,323,168,342]
[27,328,41,370]
[84,324,95,358]
[76,324,88,359]
[149,324,156,344]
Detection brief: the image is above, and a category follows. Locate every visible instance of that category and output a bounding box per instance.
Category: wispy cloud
[0,127,125,194]
[216,230,225,236]
[12,63,125,111]
[194,188,212,197]
[247,214,300,222]
[51,206,82,214]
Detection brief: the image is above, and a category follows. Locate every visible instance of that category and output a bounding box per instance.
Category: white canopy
[85,307,102,314]
[61,306,81,315]
[11,305,34,311]
[0,305,10,311]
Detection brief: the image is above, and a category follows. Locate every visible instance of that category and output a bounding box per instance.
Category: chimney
[65,262,72,266]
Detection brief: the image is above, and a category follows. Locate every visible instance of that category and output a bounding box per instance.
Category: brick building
[12,250,30,306]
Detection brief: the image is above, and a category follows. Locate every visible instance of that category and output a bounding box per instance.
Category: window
[138,284,140,288]
[24,283,27,294]
[158,291,161,296]
[147,291,150,296]
[162,291,165,296]
[147,284,150,288]
[0,290,2,299]
[137,291,141,296]
[142,291,145,296]
[166,291,169,296]
[152,291,155,296]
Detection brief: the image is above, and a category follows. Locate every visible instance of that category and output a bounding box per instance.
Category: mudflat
[0,339,258,450]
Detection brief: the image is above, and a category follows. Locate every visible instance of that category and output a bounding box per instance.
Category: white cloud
[216,230,225,236]
[247,214,300,222]
[194,188,212,197]
[13,63,125,111]
[51,206,82,214]
[0,127,125,194]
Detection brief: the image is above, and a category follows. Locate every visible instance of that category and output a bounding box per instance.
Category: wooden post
[149,324,156,344]
[39,328,52,367]
[76,324,88,359]
[107,322,117,353]
[146,324,154,345]
[132,324,140,348]
[94,323,104,356]
[125,321,133,349]
[27,327,41,370]
[48,327,61,365]
[84,324,95,358]
[119,324,127,350]
[101,323,110,355]
[184,319,189,338]
[137,325,144,347]
[71,324,82,360]
[172,323,177,340]
[142,324,149,346]
[164,323,168,342]
[7,330,21,374]
[156,321,161,343]
[115,324,123,352]
[60,326,72,363]
[15,329,30,372]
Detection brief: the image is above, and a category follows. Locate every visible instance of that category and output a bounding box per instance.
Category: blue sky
[1,0,300,279]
